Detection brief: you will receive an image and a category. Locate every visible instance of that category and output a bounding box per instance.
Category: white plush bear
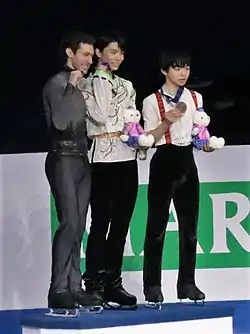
[120,107,154,148]
[192,109,225,150]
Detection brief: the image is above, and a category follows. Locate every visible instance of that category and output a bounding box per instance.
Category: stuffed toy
[192,108,225,150]
[120,107,154,148]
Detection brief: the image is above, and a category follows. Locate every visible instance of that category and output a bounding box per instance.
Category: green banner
[51,181,250,271]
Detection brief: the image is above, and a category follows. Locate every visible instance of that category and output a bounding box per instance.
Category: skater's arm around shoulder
[90,69,114,124]
[83,77,107,125]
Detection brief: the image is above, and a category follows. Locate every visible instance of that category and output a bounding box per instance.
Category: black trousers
[143,144,199,288]
[45,151,91,295]
[84,160,138,281]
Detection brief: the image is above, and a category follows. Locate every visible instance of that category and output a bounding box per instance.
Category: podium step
[21,302,234,334]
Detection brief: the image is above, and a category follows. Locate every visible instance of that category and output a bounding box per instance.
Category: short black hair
[59,31,95,64]
[95,31,125,52]
[159,48,191,71]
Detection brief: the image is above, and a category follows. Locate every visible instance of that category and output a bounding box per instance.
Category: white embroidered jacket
[83,69,137,163]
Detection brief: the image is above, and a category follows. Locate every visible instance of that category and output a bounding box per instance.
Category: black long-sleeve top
[43,69,88,156]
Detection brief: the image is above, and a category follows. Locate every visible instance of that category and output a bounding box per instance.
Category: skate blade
[179,298,205,306]
[104,302,137,311]
[45,308,80,318]
[145,302,162,310]
[79,305,103,314]
[194,299,205,306]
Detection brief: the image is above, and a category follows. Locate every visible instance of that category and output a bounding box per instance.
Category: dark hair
[159,48,191,71]
[95,31,125,52]
[58,31,95,64]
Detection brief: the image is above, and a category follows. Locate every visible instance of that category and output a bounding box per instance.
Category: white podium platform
[21,303,234,334]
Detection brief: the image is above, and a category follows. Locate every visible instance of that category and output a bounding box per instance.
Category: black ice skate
[104,276,137,310]
[83,272,106,306]
[144,286,164,310]
[72,289,104,314]
[46,292,79,318]
[177,284,205,305]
